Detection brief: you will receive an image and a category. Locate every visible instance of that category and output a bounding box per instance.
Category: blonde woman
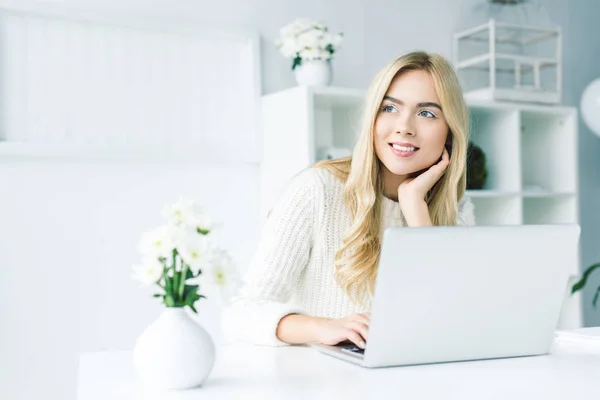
[222,51,475,349]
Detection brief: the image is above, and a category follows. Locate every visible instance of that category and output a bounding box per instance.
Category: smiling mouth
[389,143,419,158]
[390,143,420,152]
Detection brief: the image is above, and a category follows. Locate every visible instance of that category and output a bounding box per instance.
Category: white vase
[133,307,215,390]
[294,59,332,87]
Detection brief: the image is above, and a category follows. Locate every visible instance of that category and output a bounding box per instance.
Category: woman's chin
[385,162,420,176]
[382,156,437,177]
[383,164,419,177]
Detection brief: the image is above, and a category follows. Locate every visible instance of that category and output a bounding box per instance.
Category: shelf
[521,190,575,198]
[0,141,261,164]
[466,99,574,115]
[310,86,365,108]
[465,190,519,198]
[469,196,521,225]
[465,88,561,104]
[455,20,560,44]
[270,86,574,117]
[465,190,575,199]
[457,53,558,70]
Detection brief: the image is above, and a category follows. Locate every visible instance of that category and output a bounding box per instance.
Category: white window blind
[0,7,261,162]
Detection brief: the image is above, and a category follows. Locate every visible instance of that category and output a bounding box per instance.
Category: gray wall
[560,0,600,327]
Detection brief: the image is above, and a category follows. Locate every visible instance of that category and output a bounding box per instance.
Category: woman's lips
[389,143,419,158]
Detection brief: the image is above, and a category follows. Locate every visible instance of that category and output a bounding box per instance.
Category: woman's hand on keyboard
[316,313,370,349]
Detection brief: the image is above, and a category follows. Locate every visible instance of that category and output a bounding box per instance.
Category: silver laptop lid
[364,224,580,368]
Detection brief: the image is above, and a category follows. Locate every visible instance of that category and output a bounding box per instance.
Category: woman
[222,51,475,349]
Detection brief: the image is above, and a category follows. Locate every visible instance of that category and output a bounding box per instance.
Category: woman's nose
[395,113,416,136]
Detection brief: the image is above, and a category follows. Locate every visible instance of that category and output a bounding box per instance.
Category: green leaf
[164,276,171,292]
[571,263,600,294]
[185,269,194,280]
[183,284,199,298]
[164,294,175,307]
[152,294,162,298]
[182,286,203,314]
[197,228,210,235]
[292,55,302,70]
[185,291,201,305]
[593,286,600,308]
[172,273,180,301]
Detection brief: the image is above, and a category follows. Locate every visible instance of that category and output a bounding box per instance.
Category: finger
[415,162,445,183]
[434,148,449,167]
[346,329,366,349]
[441,147,450,164]
[349,322,369,341]
[352,313,370,326]
[431,151,450,174]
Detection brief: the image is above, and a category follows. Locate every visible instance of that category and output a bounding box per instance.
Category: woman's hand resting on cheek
[397,148,450,226]
[315,313,370,349]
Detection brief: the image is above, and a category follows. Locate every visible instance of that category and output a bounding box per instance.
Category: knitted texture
[222,167,476,346]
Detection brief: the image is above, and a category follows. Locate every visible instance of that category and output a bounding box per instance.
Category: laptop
[312,224,580,368]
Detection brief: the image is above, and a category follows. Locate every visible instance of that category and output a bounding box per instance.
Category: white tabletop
[77,341,600,400]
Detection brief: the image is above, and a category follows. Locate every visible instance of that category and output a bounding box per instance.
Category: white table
[77,342,600,400]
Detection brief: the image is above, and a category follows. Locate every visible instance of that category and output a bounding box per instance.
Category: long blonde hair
[314,51,470,305]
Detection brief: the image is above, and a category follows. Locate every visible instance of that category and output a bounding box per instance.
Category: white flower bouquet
[133,199,238,312]
[275,18,343,70]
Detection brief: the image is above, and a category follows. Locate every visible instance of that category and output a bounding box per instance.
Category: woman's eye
[381,105,397,113]
[418,110,437,118]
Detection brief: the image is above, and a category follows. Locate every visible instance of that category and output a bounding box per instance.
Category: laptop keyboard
[341,346,365,355]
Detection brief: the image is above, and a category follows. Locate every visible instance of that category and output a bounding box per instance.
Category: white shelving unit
[261,85,582,329]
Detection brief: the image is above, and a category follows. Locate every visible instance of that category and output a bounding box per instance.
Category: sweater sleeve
[457,195,476,226]
[221,168,322,346]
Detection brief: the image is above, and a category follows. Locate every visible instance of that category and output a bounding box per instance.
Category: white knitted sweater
[222,167,475,346]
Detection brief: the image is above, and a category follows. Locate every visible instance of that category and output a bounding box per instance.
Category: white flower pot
[133,308,215,390]
[294,59,332,87]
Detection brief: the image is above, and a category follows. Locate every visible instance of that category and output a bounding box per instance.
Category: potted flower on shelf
[131,198,238,390]
[275,18,343,87]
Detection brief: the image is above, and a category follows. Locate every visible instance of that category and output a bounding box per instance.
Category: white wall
[51,0,370,94]
[1,1,600,399]
[0,161,260,399]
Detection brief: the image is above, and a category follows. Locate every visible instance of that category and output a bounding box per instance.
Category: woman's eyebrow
[383,95,442,111]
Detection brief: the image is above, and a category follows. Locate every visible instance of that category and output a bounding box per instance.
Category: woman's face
[374,69,450,178]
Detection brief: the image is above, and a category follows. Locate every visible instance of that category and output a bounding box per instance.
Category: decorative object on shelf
[472,0,554,27]
[466,141,488,190]
[454,0,561,104]
[275,18,343,87]
[132,199,239,390]
[580,78,600,138]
